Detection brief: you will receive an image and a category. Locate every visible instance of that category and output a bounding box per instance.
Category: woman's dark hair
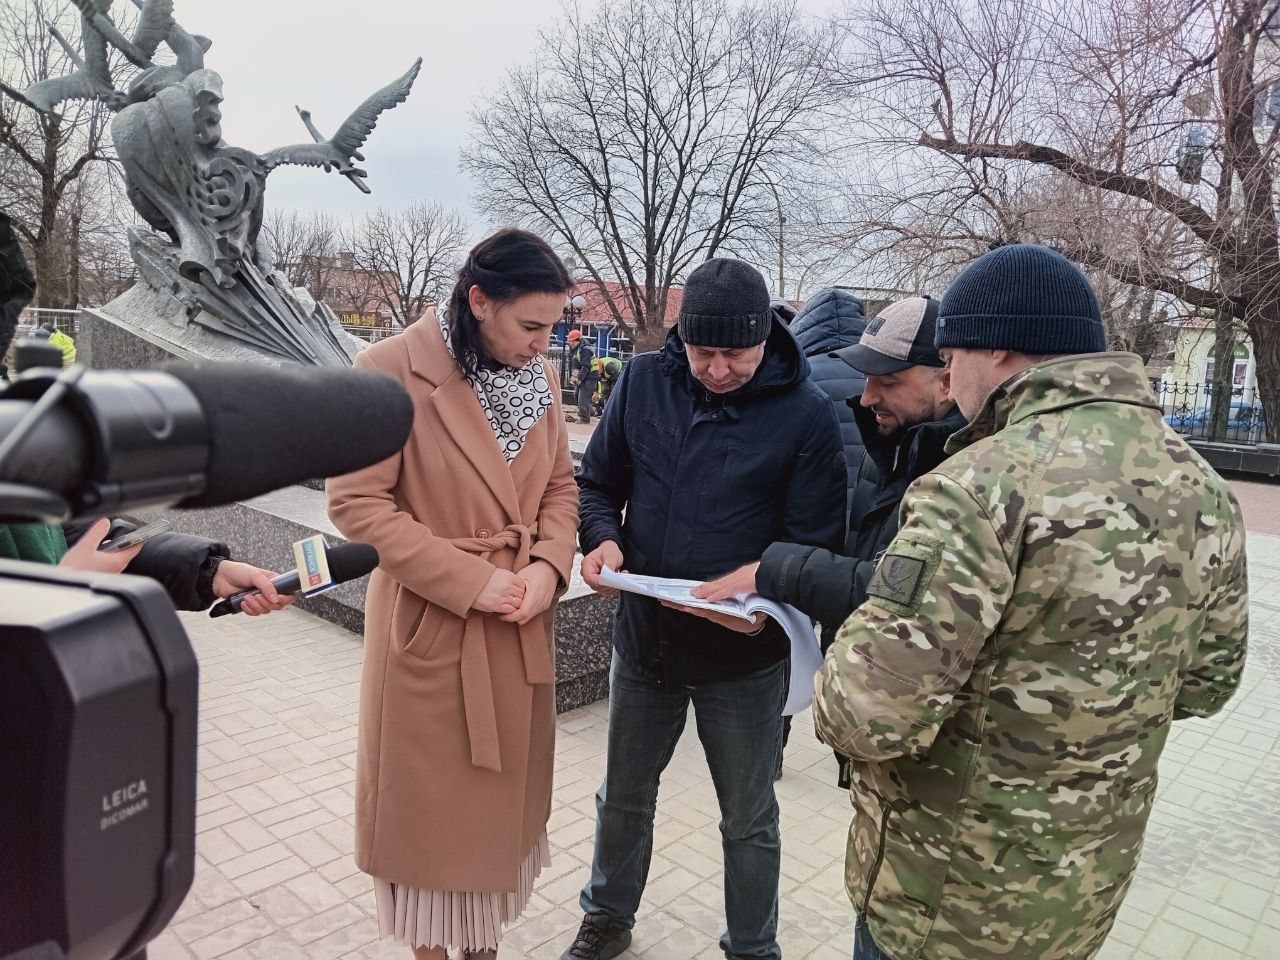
[447,227,573,378]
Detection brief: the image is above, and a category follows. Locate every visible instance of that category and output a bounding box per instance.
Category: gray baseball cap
[831,296,944,375]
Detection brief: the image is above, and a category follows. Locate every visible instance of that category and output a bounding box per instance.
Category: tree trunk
[68,207,82,308]
[32,113,63,308]
[32,234,58,308]
[1209,313,1235,442]
[1249,302,1280,443]
[1130,289,1162,364]
[634,280,667,352]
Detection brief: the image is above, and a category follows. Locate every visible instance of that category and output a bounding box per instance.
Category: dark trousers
[853,918,892,960]
[576,376,599,421]
[580,654,786,959]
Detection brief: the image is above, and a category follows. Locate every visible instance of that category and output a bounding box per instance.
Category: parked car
[1164,401,1266,442]
[1163,409,1205,433]
[1228,402,1267,441]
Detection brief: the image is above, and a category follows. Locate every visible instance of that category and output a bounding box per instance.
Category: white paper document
[599,567,824,716]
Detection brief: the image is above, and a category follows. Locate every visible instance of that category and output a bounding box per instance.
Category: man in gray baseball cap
[832,296,954,439]
[690,295,966,784]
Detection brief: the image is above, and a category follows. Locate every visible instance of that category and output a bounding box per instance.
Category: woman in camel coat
[327,229,579,959]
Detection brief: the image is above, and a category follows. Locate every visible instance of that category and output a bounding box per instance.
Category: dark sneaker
[559,914,632,960]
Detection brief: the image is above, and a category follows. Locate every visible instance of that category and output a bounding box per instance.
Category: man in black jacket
[562,258,845,960]
[692,296,964,786]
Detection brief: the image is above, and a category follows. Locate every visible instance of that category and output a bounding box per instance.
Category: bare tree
[347,201,468,327]
[59,156,137,306]
[464,0,840,344]
[0,1,129,307]
[835,0,1280,438]
[260,209,346,301]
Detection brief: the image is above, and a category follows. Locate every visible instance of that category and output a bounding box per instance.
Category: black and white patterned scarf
[437,307,553,463]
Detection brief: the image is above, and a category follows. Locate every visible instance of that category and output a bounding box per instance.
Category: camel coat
[326,315,579,894]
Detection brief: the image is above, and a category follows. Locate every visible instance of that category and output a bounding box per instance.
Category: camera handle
[0,367,82,522]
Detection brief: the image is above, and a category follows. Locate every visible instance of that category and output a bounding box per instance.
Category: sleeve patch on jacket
[866,539,942,614]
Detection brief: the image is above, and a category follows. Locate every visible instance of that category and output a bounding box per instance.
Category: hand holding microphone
[211,561,297,617]
[209,541,379,617]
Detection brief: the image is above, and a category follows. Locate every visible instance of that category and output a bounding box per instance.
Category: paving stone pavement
[145,530,1280,960]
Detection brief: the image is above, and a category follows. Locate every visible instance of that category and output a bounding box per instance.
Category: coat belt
[450,522,555,772]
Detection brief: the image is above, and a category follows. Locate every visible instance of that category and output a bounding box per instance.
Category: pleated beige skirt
[373,833,551,951]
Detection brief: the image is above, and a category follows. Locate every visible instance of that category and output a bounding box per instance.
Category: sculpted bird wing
[23,72,100,111]
[65,1,114,85]
[131,0,174,59]
[260,59,421,176]
[260,143,334,170]
[329,58,422,158]
[23,4,117,113]
[81,23,111,84]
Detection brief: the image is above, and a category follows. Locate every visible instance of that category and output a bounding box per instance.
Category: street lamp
[558,294,588,387]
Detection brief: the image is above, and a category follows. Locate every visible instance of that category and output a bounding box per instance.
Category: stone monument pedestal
[77,305,197,369]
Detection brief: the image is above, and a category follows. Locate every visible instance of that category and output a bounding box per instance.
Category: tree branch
[918,133,1223,249]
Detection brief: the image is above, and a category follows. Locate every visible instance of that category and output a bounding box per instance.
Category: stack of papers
[599,567,824,716]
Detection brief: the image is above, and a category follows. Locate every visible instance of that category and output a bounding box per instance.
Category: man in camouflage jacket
[813,244,1249,960]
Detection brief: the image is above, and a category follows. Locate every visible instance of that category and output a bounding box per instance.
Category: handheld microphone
[0,362,413,522]
[208,541,379,617]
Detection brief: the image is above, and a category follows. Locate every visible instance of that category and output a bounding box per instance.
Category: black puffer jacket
[62,517,232,611]
[577,318,846,683]
[788,289,872,518]
[756,400,967,648]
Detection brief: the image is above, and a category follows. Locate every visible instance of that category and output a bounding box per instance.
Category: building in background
[280,252,425,343]
[1160,315,1257,400]
[1156,313,1263,443]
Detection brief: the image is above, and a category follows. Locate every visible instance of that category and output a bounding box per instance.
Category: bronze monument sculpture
[9,0,421,365]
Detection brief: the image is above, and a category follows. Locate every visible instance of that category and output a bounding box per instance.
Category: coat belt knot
[452,521,555,772]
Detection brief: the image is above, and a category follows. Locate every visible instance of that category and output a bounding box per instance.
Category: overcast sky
[169,0,836,233]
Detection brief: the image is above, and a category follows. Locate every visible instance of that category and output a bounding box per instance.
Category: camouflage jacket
[812,353,1248,960]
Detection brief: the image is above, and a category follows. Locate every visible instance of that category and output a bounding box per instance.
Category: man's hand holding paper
[580,540,625,596]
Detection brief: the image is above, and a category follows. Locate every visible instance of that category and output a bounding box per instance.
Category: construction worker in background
[567,329,600,424]
[593,354,623,414]
[36,322,76,366]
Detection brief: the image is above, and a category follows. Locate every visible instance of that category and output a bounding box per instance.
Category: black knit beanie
[936,244,1107,354]
[678,258,772,348]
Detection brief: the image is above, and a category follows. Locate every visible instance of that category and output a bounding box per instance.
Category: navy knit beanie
[935,244,1107,354]
[679,258,772,348]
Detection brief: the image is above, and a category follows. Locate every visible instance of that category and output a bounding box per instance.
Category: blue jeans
[580,653,786,960]
[853,918,892,960]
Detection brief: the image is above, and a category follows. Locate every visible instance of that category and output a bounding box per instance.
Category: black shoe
[560,914,632,960]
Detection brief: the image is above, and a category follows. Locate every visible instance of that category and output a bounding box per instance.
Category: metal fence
[16,308,79,337]
[6,309,80,370]
[340,324,400,344]
[1154,379,1268,445]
